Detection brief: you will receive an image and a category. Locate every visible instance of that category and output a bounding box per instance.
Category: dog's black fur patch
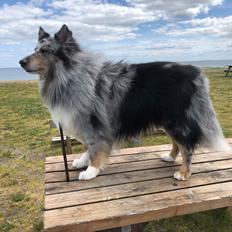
[54,37,80,69]
[117,62,203,150]
[95,76,105,99]
[55,48,74,69]
[90,113,102,130]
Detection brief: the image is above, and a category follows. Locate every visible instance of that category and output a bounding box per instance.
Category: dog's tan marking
[169,140,179,159]
[161,139,179,162]
[31,53,47,66]
[179,166,191,179]
[26,53,51,76]
[174,144,192,181]
[79,151,109,180]
[90,151,109,170]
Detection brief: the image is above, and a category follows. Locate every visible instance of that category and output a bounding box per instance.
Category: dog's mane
[39,49,135,142]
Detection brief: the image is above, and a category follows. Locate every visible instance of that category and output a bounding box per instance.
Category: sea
[0,67,38,81]
[0,60,232,81]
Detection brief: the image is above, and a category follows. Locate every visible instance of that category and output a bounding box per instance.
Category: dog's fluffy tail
[201,114,231,151]
[192,74,231,152]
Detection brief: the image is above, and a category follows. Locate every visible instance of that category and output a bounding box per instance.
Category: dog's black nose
[19,58,28,68]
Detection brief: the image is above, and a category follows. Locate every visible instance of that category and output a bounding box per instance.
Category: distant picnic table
[224,65,232,77]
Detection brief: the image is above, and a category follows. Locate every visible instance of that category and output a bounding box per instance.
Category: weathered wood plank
[45,168,232,210]
[45,145,172,163]
[44,182,232,232]
[45,151,232,183]
[52,136,63,143]
[45,151,164,173]
[45,147,231,173]
[66,136,72,154]
[49,119,57,128]
[51,136,77,144]
[45,156,232,194]
[45,138,232,164]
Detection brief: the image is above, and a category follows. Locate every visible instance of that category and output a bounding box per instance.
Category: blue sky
[0,0,232,68]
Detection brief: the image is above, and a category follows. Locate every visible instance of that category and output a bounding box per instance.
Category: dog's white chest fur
[49,105,84,143]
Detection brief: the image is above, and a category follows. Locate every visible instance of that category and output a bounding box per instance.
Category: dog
[19,24,231,181]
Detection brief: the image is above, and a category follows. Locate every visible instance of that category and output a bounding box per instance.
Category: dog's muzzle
[19,58,29,68]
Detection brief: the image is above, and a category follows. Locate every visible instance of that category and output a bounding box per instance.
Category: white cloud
[96,38,232,63]
[126,0,223,18]
[0,3,51,23]
[0,0,156,44]
[48,0,156,41]
[0,0,225,45]
[0,0,231,68]
[0,3,52,44]
[49,0,155,27]
[155,16,232,37]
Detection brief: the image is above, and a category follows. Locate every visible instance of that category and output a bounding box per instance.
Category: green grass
[0,221,15,232]
[0,68,232,232]
[9,193,25,203]
[144,208,232,232]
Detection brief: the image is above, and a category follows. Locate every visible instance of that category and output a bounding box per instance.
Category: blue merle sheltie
[20,25,231,181]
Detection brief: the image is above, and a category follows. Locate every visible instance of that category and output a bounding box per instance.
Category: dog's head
[19,25,80,75]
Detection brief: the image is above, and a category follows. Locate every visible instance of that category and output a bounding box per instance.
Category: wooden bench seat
[49,119,79,146]
[44,138,232,232]
[51,136,77,144]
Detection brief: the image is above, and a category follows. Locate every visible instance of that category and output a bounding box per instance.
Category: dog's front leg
[79,149,109,180]
[75,115,112,180]
[72,151,90,169]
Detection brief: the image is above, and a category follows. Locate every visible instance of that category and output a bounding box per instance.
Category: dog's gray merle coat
[20,25,230,180]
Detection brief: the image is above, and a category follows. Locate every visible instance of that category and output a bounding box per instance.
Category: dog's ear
[38,27,50,41]
[55,24,72,44]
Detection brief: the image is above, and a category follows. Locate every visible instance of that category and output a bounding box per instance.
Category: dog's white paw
[173,171,191,181]
[79,166,100,180]
[72,151,89,169]
[161,153,175,162]
[72,158,88,169]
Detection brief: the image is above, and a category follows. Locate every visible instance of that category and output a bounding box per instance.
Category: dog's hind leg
[79,150,109,180]
[161,138,179,162]
[173,145,192,181]
[72,151,90,169]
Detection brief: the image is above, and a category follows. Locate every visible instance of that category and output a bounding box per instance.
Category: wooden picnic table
[224,65,232,77]
[44,138,232,232]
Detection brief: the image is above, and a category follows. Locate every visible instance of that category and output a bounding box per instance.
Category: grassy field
[0,68,232,232]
